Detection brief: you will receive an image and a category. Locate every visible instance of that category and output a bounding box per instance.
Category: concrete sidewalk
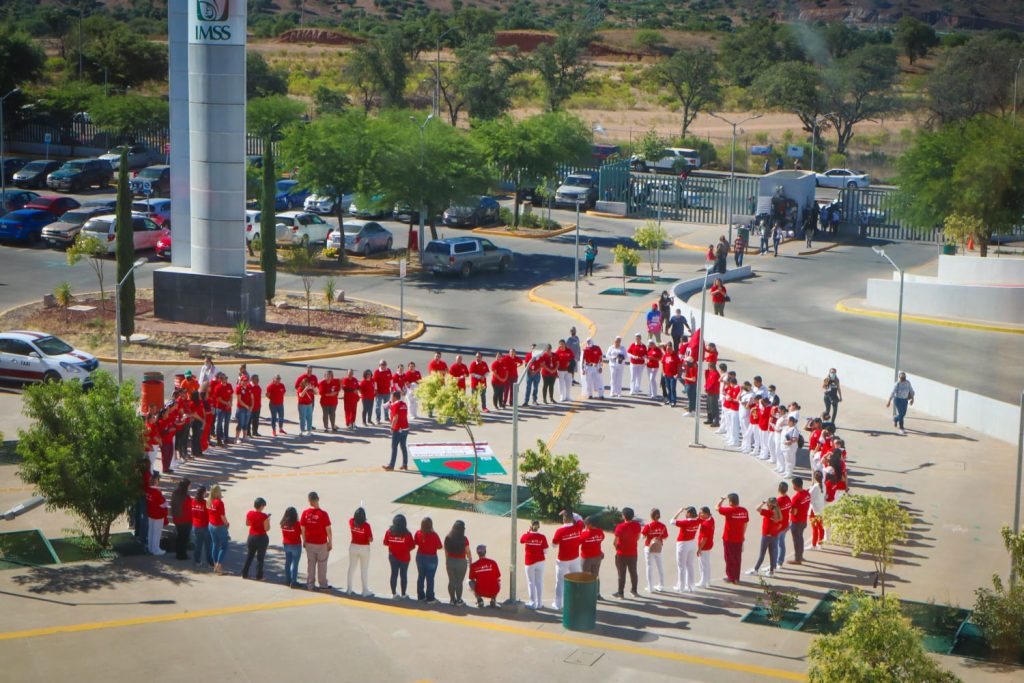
[0,264,1018,682]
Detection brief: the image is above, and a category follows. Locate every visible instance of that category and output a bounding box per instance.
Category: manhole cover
[564,649,604,666]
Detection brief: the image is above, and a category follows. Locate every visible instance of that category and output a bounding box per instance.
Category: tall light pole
[435,28,455,120]
[574,199,582,308]
[506,371,528,606]
[114,257,148,383]
[689,263,713,449]
[708,112,762,244]
[410,114,433,255]
[1013,58,1024,126]
[0,88,20,211]
[872,246,904,382]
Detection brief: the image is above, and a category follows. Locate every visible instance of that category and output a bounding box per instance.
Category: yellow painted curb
[244,262,419,277]
[674,237,794,255]
[527,284,598,338]
[835,300,1024,335]
[471,224,575,239]
[585,210,628,219]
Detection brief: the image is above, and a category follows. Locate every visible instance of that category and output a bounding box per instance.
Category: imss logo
[197,0,229,21]
[194,0,232,40]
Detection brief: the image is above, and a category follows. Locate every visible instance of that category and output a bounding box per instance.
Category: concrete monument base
[154,267,266,328]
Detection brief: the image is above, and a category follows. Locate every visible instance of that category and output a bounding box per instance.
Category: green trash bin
[562,572,598,631]
[942,244,956,255]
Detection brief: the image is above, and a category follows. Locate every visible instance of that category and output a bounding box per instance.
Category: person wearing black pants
[190,391,205,459]
[612,508,641,598]
[822,369,842,424]
[169,478,193,560]
[241,498,271,580]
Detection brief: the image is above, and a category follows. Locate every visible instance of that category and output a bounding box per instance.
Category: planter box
[623,263,637,276]
[741,606,806,631]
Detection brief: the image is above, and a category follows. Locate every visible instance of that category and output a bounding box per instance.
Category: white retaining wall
[938,253,1024,285]
[866,275,1024,325]
[674,273,1021,445]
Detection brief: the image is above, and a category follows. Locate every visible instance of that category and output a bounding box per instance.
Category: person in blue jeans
[886,372,915,435]
[280,506,303,587]
[522,346,541,406]
[415,517,442,602]
[758,220,769,254]
[192,485,213,567]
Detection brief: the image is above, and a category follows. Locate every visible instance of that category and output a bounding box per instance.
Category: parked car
[11,160,61,189]
[41,206,110,247]
[25,195,81,217]
[591,144,621,162]
[129,165,171,197]
[2,157,28,182]
[392,202,419,223]
[244,209,262,247]
[0,330,98,384]
[326,220,393,255]
[442,196,501,227]
[639,181,706,209]
[349,194,390,219]
[46,158,113,192]
[422,237,512,277]
[630,147,702,173]
[99,144,158,171]
[554,173,599,209]
[274,211,332,247]
[0,189,41,215]
[81,198,118,212]
[0,209,58,243]
[132,198,172,227]
[79,214,167,253]
[304,190,352,215]
[274,179,310,211]
[815,168,870,189]
[155,232,172,259]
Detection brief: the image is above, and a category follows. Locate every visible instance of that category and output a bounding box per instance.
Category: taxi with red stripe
[0,331,98,385]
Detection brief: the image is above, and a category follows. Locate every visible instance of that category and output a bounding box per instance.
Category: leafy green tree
[532,24,591,112]
[820,494,912,596]
[415,373,485,498]
[343,49,380,113]
[611,244,640,290]
[473,112,592,226]
[283,246,319,328]
[17,371,145,548]
[442,39,523,126]
[247,52,288,99]
[895,116,1024,257]
[719,19,804,87]
[635,129,668,162]
[634,29,666,51]
[808,591,961,683]
[823,22,868,59]
[751,61,828,138]
[633,221,669,281]
[0,27,45,96]
[924,34,1024,124]
[823,45,900,154]
[248,95,306,141]
[519,439,589,520]
[32,81,105,127]
[89,94,168,142]
[114,150,135,340]
[67,233,109,303]
[972,526,1024,659]
[79,25,167,88]
[894,16,938,65]
[345,27,410,110]
[312,84,349,117]
[649,47,722,139]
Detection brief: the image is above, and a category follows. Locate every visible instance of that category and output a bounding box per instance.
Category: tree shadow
[10,556,193,595]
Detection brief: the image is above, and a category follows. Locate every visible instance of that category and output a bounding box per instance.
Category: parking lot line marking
[0,593,806,680]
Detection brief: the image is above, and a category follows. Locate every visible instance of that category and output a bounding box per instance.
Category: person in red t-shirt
[383,391,409,471]
[704,364,721,428]
[340,369,360,429]
[554,340,574,402]
[748,498,783,577]
[392,364,407,395]
[502,349,523,407]
[539,344,558,404]
[145,471,168,556]
[613,507,642,597]
[627,333,647,396]
[788,476,812,564]
[318,370,341,432]
[644,341,662,400]
[234,375,254,442]
[468,352,490,412]
[295,366,319,435]
[427,352,448,377]
[661,345,680,407]
[490,352,509,410]
[520,519,548,610]
[695,507,715,588]
[682,358,698,416]
[265,374,287,436]
[414,517,443,602]
[372,360,393,423]
[469,545,502,608]
[241,497,271,581]
[704,342,719,366]
[671,506,701,592]
[641,508,668,592]
[191,485,212,568]
[717,493,749,584]
[247,375,263,437]
[280,506,302,587]
[551,510,584,609]
[383,514,416,599]
[581,339,604,399]
[579,516,605,587]
[710,278,728,316]
[300,492,333,591]
[449,354,469,392]
[404,362,422,420]
[775,481,793,567]
[358,370,375,426]
[347,506,373,596]
[170,479,193,561]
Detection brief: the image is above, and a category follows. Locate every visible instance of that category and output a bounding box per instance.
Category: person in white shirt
[738,382,755,452]
[808,470,826,548]
[781,416,800,478]
[198,356,216,387]
[886,372,915,434]
[605,337,627,398]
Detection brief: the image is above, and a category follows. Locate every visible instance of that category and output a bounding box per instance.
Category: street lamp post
[435,29,455,120]
[506,371,528,605]
[410,114,433,256]
[689,263,713,449]
[114,257,148,384]
[708,112,762,244]
[872,246,904,382]
[574,200,582,308]
[1,88,21,210]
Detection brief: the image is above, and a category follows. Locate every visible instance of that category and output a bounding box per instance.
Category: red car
[24,195,81,217]
[156,232,171,259]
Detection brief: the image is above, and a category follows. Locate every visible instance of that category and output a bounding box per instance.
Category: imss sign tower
[154,0,265,326]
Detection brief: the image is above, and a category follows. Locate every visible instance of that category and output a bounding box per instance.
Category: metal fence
[619,171,760,224]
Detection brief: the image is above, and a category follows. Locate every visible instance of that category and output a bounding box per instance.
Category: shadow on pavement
[11,556,193,595]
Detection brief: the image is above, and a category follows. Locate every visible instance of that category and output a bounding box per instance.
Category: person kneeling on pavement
[469,544,501,608]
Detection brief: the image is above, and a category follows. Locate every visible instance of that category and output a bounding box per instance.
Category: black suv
[46,158,114,193]
[129,165,171,197]
[12,160,61,189]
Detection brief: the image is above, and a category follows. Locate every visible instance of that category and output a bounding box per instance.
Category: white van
[631,147,702,174]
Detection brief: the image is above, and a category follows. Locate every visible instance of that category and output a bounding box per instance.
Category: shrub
[519,439,589,520]
[828,152,848,168]
[757,577,800,624]
[230,320,250,352]
[635,29,667,51]
[54,281,74,315]
[972,527,1024,659]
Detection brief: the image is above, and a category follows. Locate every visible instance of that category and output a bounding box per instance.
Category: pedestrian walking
[668,308,690,351]
[280,506,302,587]
[717,494,749,584]
[659,291,673,334]
[747,498,783,577]
[444,520,472,606]
[469,545,501,608]
[584,240,597,276]
[612,507,642,598]
[209,485,229,574]
[733,232,746,267]
[301,492,333,591]
[641,508,668,592]
[520,519,548,610]
[266,374,286,435]
[145,471,168,556]
[191,485,212,568]
[886,372,914,435]
[758,220,769,254]
[822,368,842,424]
[318,370,340,432]
[551,510,584,610]
[383,391,409,471]
[415,517,442,603]
[762,158,770,174]
[384,514,415,600]
[710,278,727,316]
[695,507,715,588]
[170,478,193,561]
[346,506,372,596]
[241,497,271,581]
[671,507,700,592]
